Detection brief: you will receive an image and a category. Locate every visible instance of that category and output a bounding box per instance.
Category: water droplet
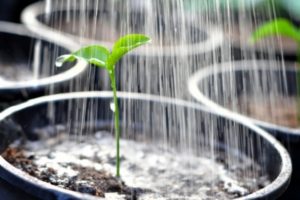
[55,55,69,67]
[110,101,115,112]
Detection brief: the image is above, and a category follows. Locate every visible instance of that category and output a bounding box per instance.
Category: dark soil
[2,147,148,200]
[235,95,299,128]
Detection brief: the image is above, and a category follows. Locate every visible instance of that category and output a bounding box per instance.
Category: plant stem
[109,70,121,177]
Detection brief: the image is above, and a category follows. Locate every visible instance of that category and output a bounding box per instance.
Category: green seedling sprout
[250,18,300,61]
[56,34,151,177]
[250,18,300,121]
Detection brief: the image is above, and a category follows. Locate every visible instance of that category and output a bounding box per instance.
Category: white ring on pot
[188,59,300,136]
[0,21,87,90]
[0,91,292,200]
[21,1,224,57]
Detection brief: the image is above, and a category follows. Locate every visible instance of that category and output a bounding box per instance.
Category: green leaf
[72,45,110,68]
[55,54,76,67]
[250,18,300,44]
[56,45,110,68]
[107,34,151,68]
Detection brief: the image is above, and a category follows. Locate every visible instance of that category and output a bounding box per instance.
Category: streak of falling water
[45,0,52,23]
[33,40,41,80]
[66,0,71,22]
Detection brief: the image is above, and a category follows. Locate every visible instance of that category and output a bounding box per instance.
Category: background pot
[188,59,299,198]
[212,0,297,63]
[21,0,223,98]
[183,0,274,22]
[0,21,87,107]
[224,24,298,61]
[0,91,292,200]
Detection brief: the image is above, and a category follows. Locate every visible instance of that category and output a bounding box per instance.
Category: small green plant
[250,18,300,122]
[56,34,151,177]
[250,18,300,61]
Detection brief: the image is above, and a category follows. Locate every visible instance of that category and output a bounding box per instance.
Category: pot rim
[21,1,224,57]
[0,91,292,200]
[0,21,87,90]
[188,59,300,136]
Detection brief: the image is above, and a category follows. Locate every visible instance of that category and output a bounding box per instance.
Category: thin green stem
[109,70,121,177]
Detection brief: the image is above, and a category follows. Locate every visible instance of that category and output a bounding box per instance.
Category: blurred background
[0,0,39,22]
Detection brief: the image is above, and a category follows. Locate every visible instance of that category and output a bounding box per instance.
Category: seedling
[250,18,300,61]
[250,18,300,121]
[56,34,151,177]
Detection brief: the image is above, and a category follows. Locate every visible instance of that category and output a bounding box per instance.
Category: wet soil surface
[1,131,270,199]
[2,147,148,200]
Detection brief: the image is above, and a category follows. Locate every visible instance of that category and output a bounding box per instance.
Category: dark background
[0,0,39,22]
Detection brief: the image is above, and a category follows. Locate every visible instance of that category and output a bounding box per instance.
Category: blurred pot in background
[0,21,87,110]
[0,0,38,22]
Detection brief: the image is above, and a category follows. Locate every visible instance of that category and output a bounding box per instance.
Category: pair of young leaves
[56,34,151,72]
[56,34,150,178]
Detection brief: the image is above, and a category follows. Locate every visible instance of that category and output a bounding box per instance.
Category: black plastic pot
[21,0,223,97]
[0,21,87,106]
[188,60,300,141]
[0,177,39,200]
[0,91,292,199]
[188,59,300,199]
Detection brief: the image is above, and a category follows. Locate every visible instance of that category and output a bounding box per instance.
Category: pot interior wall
[0,31,72,81]
[199,67,296,101]
[198,63,297,129]
[37,1,207,46]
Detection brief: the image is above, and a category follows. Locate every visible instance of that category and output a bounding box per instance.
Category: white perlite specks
[19,131,269,200]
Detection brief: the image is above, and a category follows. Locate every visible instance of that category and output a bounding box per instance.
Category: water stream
[12,0,294,198]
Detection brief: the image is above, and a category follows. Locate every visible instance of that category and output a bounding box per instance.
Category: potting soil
[2,131,270,200]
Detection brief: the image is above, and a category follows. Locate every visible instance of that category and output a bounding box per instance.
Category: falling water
[192,0,297,129]
[45,0,52,23]
[40,0,223,98]
[16,0,295,198]
[33,40,41,80]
